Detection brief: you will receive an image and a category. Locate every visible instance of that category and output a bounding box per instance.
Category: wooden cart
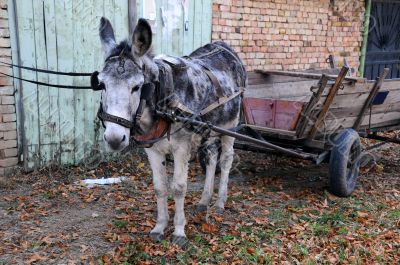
[236,66,400,197]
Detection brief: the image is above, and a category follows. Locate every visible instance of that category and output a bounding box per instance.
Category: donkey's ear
[99,17,116,59]
[132,18,152,57]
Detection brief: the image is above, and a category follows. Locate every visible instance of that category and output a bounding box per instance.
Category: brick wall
[0,1,18,175]
[212,0,365,72]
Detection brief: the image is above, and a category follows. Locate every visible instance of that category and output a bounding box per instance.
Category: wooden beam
[128,0,137,35]
[255,69,365,83]
[307,66,349,140]
[296,75,329,138]
[352,68,389,131]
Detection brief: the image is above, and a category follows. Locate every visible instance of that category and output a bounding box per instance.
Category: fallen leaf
[201,223,218,234]
[26,253,47,264]
[246,247,256,255]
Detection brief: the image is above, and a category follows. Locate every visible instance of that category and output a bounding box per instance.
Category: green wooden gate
[136,0,212,55]
[9,0,212,171]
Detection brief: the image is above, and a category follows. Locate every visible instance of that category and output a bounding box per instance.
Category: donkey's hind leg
[214,135,235,210]
[146,149,169,242]
[197,138,220,212]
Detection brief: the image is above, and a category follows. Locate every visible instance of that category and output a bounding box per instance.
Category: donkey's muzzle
[104,132,127,150]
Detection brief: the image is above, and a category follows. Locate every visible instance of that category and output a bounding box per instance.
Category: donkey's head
[96,17,158,151]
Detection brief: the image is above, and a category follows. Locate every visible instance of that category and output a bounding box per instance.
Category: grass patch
[312,223,331,236]
[388,209,400,219]
[112,220,129,229]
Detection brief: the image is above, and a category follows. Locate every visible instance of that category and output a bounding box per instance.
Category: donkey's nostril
[121,135,126,142]
[104,134,107,141]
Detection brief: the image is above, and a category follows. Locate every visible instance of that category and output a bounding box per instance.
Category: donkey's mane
[106,40,155,61]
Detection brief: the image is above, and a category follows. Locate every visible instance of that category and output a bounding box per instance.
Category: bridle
[91,54,169,146]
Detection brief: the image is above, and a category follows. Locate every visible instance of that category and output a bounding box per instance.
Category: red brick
[0,139,16,149]
[2,113,15,122]
[0,157,18,167]
[3,148,17,157]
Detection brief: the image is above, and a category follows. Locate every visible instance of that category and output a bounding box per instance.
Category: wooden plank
[296,75,329,138]
[255,69,365,83]
[302,111,400,137]
[307,66,349,140]
[183,0,194,55]
[245,125,298,140]
[17,0,40,170]
[353,68,389,130]
[170,0,183,55]
[128,0,137,34]
[43,0,60,164]
[248,71,314,85]
[103,0,115,30]
[55,0,75,165]
[193,0,203,50]
[328,102,400,118]
[246,79,317,101]
[114,0,129,41]
[83,0,98,162]
[201,0,212,46]
[72,0,88,163]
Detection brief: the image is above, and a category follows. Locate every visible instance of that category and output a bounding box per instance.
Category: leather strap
[133,118,170,143]
[0,60,92,76]
[97,106,135,129]
[0,71,92,89]
[199,88,244,115]
[197,62,225,98]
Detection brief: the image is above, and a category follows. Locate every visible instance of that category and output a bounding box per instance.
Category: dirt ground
[0,142,399,264]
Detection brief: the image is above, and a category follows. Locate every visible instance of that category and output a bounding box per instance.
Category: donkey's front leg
[214,135,235,210]
[145,148,169,242]
[171,143,191,246]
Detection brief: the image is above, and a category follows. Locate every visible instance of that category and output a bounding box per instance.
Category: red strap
[134,118,169,142]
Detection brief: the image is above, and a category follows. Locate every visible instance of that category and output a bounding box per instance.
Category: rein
[0,60,92,89]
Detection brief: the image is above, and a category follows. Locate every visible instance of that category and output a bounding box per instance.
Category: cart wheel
[329,128,361,197]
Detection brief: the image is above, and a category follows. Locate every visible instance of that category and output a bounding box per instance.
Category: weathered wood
[128,0,137,35]
[12,0,213,169]
[255,69,365,83]
[193,0,203,51]
[55,0,75,164]
[33,1,51,166]
[248,71,312,85]
[302,111,400,136]
[17,0,40,170]
[245,125,297,139]
[201,0,212,46]
[307,66,349,140]
[246,80,317,101]
[296,75,329,138]
[44,1,60,164]
[353,68,389,130]
[327,55,335,69]
[183,0,195,55]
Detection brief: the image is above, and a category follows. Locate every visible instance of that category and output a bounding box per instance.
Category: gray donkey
[96,17,246,245]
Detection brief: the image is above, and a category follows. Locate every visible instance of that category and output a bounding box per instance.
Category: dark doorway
[364,0,400,80]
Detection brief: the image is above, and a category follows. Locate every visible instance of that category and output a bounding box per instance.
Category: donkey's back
[162,41,246,127]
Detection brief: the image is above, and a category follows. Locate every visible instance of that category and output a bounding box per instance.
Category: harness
[92,45,245,148]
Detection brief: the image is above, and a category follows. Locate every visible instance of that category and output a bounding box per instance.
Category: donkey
[96,17,246,245]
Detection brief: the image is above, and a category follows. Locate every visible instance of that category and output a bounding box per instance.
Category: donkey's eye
[131,85,140,94]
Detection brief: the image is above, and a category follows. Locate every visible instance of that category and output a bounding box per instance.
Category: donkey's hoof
[149,232,164,242]
[171,235,188,247]
[215,206,224,214]
[196,204,208,214]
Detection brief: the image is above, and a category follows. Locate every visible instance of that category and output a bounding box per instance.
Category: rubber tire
[329,128,361,197]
